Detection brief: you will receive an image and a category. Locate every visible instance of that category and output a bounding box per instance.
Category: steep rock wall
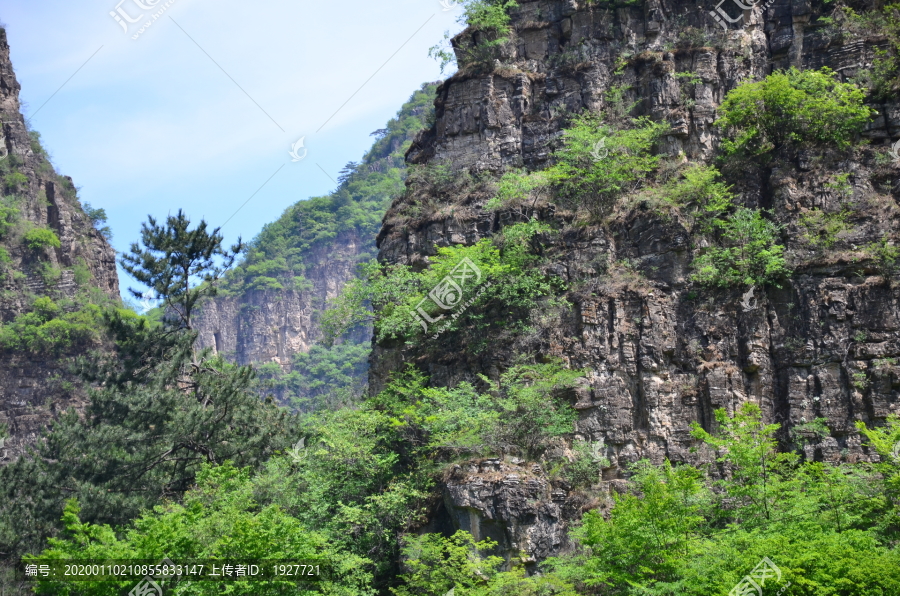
[0,27,120,462]
[373,0,900,564]
[194,229,369,367]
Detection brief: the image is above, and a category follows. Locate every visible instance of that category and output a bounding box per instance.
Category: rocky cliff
[372,0,900,564]
[192,84,438,404]
[194,228,369,366]
[0,27,120,462]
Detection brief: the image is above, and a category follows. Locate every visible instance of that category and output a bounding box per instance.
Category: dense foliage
[254,341,370,411]
[716,67,873,157]
[488,115,667,217]
[322,220,564,345]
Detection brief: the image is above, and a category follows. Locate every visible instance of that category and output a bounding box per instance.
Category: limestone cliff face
[194,229,369,366]
[0,27,120,461]
[373,0,900,563]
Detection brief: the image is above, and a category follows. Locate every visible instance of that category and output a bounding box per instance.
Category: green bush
[565,439,610,488]
[27,464,374,596]
[487,115,667,218]
[0,298,102,353]
[799,208,853,249]
[865,234,900,277]
[324,221,563,343]
[3,172,27,192]
[691,207,790,288]
[542,115,667,217]
[717,68,873,157]
[0,199,19,239]
[23,226,61,251]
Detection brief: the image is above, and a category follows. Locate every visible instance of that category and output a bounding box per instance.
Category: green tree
[390,531,503,596]
[28,463,374,596]
[690,403,789,525]
[691,207,790,288]
[717,67,873,157]
[570,461,709,592]
[120,209,242,331]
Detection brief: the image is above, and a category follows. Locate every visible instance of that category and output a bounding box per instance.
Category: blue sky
[1,0,462,299]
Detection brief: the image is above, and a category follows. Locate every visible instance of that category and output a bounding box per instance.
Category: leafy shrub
[485,169,548,210]
[651,164,734,232]
[799,208,853,249]
[0,199,19,239]
[23,226,61,251]
[82,202,112,240]
[0,299,102,353]
[717,68,873,157]
[479,362,581,459]
[691,208,790,288]
[3,172,27,192]
[865,234,900,277]
[324,221,563,344]
[72,260,92,286]
[542,115,667,217]
[565,439,610,487]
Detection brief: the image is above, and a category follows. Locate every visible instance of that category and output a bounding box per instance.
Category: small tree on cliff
[120,209,243,331]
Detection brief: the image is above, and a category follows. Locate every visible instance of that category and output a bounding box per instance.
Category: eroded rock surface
[374,0,900,563]
[0,27,120,462]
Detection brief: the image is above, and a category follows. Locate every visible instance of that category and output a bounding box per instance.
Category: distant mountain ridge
[192,83,438,408]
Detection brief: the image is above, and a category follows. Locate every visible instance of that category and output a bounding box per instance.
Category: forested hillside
[192,83,437,409]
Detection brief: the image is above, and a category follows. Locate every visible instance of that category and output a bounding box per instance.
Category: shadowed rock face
[372,0,900,563]
[0,28,120,462]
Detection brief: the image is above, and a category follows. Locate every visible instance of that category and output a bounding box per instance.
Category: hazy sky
[1,0,462,298]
